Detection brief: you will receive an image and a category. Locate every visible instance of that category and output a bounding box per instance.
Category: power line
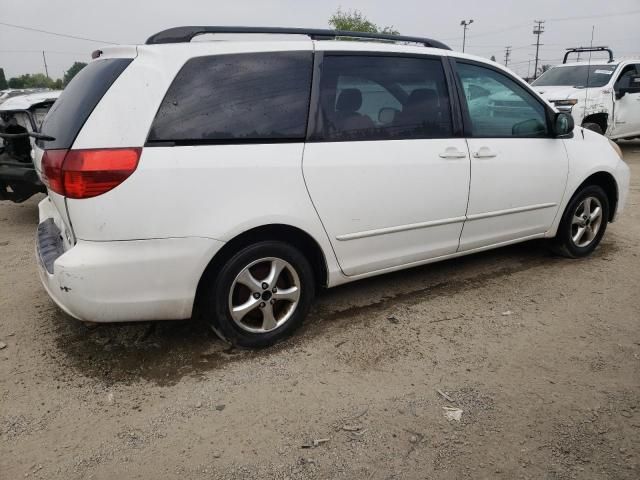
[442,8,640,42]
[0,49,88,55]
[546,9,640,22]
[0,21,118,44]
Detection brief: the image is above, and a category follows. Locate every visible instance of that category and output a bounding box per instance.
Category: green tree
[63,62,87,86]
[8,76,25,88]
[0,68,7,90]
[7,73,61,89]
[329,8,399,35]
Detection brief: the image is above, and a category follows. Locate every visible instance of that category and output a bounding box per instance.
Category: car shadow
[48,238,618,386]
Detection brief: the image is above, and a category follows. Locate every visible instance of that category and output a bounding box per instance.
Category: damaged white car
[532,47,640,139]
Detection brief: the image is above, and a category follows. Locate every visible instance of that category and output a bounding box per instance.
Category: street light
[460,19,473,53]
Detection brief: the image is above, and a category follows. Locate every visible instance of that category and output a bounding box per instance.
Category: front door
[303,54,470,276]
[454,60,569,251]
[612,64,640,139]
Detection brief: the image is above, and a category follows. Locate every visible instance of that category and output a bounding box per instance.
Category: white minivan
[34,27,630,347]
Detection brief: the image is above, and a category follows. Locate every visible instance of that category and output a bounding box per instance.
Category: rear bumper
[36,200,224,322]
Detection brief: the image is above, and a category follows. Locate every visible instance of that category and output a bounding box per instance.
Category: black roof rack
[145,26,451,50]
[563,46,614,64]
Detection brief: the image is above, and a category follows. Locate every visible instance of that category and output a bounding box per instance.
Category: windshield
[532,64,617,87]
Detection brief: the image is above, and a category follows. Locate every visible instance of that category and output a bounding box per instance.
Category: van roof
[144,26,452,50]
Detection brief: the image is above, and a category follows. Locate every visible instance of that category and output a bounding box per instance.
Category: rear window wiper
[0,131,56,141]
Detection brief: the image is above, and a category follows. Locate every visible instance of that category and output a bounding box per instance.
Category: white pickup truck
[532,47,640,140]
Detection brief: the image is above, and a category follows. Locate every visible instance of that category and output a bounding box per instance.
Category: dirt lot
[1,141,639,480]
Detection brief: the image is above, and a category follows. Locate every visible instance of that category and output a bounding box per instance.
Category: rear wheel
[550,185,609,258]
[202,241,314,348]
[582,122,603,135]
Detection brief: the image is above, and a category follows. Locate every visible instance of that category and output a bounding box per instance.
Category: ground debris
[437,389,455,402]
[443,406,464,422]
[301,438,329,448]
[342,424,362,432]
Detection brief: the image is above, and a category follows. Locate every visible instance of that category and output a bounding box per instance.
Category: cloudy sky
[1,0,639,80]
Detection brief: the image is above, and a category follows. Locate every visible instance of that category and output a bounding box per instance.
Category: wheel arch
[576,171,618,221]
[582,112,608,134]
[193,224,329,316]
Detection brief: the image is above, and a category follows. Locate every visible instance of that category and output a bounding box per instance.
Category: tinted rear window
[310,55,453,142]
[39,58,132,149]
[148,51,312,144]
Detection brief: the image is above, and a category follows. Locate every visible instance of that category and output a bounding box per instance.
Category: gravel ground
[1,141,639,479]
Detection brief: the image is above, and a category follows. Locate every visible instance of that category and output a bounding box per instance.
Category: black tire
[582,122,603,135]
[550,184,609,258]
[202,241,315,348]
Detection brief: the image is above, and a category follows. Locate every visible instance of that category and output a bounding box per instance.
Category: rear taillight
[41,149,67,194]
[41,148,141,199]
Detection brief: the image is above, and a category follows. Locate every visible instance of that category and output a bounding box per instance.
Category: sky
[1,0,640,80]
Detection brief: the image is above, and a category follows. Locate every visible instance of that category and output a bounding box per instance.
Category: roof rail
[563,46,614,64]
[145,26,451,50]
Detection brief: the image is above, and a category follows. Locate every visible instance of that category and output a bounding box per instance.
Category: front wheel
[550,185,609,258]
[202,241,315,348]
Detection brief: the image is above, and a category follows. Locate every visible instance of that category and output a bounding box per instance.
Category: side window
[457,62,548,137]
[615,64,639,89]
[311,55,453,141]
[148,51,312,143]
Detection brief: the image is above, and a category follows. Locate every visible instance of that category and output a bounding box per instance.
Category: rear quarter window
[39,58,132,149]
[147,51,313,144]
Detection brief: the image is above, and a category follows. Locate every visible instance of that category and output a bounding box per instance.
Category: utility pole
[504,46,512,67]
[460,19,473,53]
[532,20,545,80]
[42,50,49,79]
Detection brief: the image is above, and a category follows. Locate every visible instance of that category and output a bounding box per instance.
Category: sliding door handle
[473,147,497,158]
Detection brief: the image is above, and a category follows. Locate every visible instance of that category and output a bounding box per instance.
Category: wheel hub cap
[228,257,301,333]
[571,196,603,248]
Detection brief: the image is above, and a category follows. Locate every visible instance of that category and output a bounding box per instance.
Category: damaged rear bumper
[36,198,225,323]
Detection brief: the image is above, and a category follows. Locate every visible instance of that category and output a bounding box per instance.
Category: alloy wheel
[571,196,603,248]
[227,257,301,333]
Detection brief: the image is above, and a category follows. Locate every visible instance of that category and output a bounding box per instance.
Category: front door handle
[473,147,497,158]
[439,147,467,159]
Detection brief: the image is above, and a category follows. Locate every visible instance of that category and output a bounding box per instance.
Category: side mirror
[616,74,640,99]
[553,112,574,137]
